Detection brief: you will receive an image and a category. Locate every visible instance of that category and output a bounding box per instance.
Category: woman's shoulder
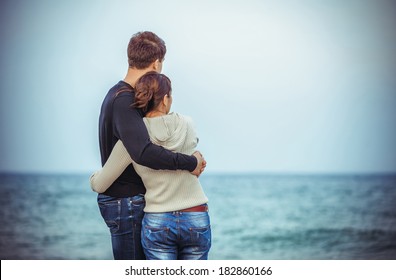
[171,112,194,124]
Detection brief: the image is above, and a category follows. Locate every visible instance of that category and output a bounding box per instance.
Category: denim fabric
[142,209,211,260]
[98,193,145,260]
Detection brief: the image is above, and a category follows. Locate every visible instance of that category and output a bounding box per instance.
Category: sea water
[0,173,395,260]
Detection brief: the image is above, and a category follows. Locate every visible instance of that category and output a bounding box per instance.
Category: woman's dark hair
[127,31,166,69]
[133,71,171,113]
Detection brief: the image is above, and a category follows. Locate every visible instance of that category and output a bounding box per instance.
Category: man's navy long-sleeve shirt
[98,81,197,197]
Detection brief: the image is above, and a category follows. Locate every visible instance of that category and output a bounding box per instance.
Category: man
[96,31,206,260]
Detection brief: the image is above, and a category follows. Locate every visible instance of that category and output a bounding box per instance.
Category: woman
[90,72,211,260]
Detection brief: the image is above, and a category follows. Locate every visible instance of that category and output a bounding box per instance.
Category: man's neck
[123,67,154,88]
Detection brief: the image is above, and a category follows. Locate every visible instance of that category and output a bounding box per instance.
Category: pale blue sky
[1,0,395,174]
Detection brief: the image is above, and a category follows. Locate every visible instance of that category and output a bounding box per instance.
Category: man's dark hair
[127,31,166,69]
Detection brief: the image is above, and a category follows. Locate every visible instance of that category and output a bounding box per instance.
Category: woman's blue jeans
[142,210,211,260]
[97,193,145,260]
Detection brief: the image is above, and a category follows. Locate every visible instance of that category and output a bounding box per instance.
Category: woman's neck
[145,109,167,118]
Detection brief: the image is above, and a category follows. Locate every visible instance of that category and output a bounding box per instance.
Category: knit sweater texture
[90,112,208,212]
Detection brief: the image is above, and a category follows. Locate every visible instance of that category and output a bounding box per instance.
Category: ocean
[0,173,395,260]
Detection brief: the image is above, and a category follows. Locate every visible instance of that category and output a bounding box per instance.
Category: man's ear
[153,59,161,71]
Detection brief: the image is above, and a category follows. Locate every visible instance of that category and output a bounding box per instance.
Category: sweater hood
[143,112,189,152]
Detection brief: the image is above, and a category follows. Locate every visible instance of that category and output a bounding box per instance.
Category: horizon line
[1,170,396,177]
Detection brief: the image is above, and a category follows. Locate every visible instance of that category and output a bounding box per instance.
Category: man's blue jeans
[97,193,145,260]
[141,209,211,260]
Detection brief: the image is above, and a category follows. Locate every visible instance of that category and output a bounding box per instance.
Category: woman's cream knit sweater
[90,112,208,213]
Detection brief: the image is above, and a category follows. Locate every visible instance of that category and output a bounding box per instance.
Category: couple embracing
[90,31,211,260]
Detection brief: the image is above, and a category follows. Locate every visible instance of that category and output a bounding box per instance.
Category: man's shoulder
[103,81,134,105]
[108,81,134,96]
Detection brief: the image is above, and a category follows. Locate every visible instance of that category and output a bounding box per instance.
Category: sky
[0,0,395,174]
